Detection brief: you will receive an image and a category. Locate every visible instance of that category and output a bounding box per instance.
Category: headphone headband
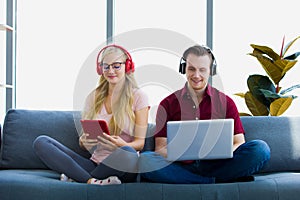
[96,44,135,75]
[179,45,217,76]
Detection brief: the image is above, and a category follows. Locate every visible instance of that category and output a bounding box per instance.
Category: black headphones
[179,45,217,76]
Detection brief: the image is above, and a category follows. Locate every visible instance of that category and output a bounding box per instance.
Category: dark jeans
[33,135,138,183]
[139,140,270,184]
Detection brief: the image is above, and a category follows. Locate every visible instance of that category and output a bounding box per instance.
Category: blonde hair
[82,46,138,136]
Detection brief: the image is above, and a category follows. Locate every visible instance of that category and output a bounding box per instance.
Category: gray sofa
[1,109,300,200]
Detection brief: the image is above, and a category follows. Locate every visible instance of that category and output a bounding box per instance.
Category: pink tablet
[80,119,110,139]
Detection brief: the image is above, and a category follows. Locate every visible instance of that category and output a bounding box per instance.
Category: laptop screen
[166,119,234,161]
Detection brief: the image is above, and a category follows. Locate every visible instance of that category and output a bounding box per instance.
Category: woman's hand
[97,133,127,151]
[79,132,98,151]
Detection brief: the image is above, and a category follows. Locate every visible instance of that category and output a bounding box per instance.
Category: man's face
[185,53,211,92]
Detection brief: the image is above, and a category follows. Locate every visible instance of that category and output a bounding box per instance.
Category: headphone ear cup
[211,63,216,76]
[179,57,187,74]
[96,63,103,75]
[130,61,135,73]
[179,60,186,74]
[181,62,186,74]
[125,59,135,73]
[96,48,103,75]
[125,59,131,73]
[210,59,217,76]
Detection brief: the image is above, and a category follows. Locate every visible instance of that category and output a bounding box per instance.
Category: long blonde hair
[82,46,138,136]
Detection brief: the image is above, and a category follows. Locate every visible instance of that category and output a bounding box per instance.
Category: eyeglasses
[99,62,125,72]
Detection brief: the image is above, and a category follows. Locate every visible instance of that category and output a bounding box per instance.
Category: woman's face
[101,51,126,86]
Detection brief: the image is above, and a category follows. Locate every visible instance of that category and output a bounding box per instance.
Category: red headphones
[96,44,135,75]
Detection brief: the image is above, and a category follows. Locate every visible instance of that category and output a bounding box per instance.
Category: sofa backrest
[241,116,300,173]
[0,109,91,169]
[144,116,300,173]
[1,109,300,173]
[0,109,156,170]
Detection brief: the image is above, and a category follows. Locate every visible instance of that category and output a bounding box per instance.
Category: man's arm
[155,137,167,158]
[233,133,245,151]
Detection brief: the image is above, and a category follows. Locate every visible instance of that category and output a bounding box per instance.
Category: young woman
[33,45,149,185]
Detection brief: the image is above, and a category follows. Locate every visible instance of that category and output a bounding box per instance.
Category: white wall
[214,0,300,116]
[16,0,300,118]
[16,0,106,110]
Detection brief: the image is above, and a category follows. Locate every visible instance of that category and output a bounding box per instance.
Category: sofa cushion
[1,169,300,200]
[241,116,300,173]
[0,109,90,169]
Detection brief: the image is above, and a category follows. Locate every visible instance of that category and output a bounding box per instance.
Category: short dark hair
[183,45,213,65]
[181,45,216,75]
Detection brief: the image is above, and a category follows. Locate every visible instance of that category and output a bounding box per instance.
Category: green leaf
[245,92,269,116]
[279,36,285,58]
[234,93,245,98]
[280,84,300,95]
[259,89,281,99]
[280,59,297,76]
[250,44,281,60]
[247,75,276,107]
[249,52,284,84]
[260,89,297,99]
[270,97,293,116]
[239,112,252,116]
[284,52,300,60]
[282,36,300,57]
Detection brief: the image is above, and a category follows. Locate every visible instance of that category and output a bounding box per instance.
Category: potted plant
[235,36,300,116]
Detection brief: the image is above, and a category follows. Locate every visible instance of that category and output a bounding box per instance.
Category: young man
[139,45,270,184]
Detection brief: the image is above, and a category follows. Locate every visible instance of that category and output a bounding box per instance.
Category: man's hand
[155,137,168,158]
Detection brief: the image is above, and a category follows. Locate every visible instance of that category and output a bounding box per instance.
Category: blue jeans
[33,135,138,183]
[139,140,270,184]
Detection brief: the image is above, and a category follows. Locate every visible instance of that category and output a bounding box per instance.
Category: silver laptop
[167,119,234,161]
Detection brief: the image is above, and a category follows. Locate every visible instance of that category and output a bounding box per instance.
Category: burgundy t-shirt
[155,83,245,138]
